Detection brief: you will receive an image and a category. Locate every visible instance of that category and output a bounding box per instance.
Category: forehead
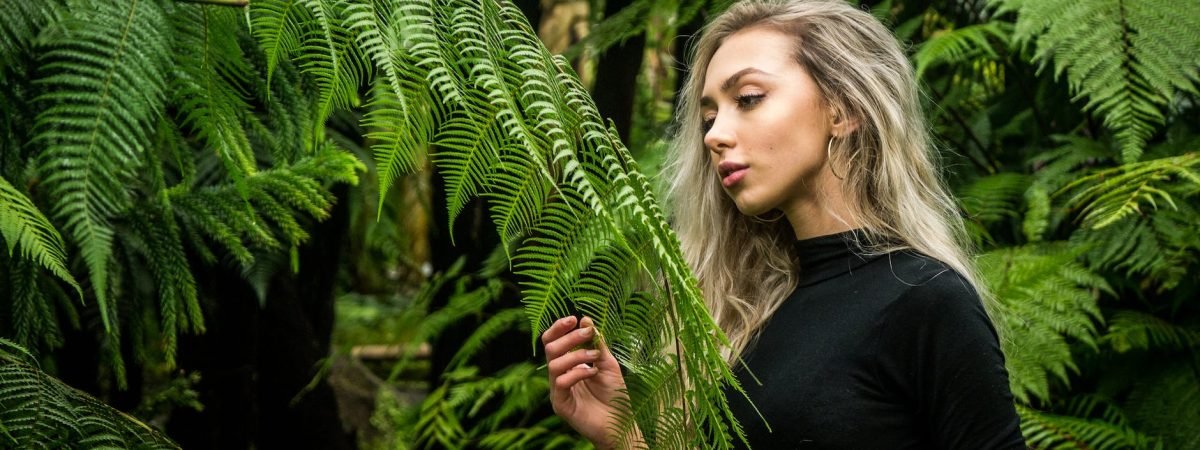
[703,26,797,90]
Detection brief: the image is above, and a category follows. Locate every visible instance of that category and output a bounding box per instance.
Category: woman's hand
[542,316,630,448]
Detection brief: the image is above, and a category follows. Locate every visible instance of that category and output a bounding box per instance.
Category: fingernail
[580,327,594,337]
[587,350,600,358]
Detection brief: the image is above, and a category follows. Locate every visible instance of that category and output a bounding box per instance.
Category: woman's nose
[703,119,735,154]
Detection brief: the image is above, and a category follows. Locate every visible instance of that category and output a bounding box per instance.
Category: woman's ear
[830,106,860,136]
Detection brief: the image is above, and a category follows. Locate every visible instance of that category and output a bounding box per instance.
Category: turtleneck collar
[793,228,879,287]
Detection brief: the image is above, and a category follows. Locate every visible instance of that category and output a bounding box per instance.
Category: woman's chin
[732,199,771,217]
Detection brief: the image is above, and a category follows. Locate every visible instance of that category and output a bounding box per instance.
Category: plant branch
[174,0,248,7]
[930,79,997,174]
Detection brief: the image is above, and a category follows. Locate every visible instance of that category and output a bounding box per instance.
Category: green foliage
[1061,152,1200,229]
[993,0,1200,161]
[33,0,172,333]
[1017,403,1162,450]
[365,260,588,450]
[0,0,365,423]
[980,244,1111,404]
[1124,359,1200,449]
[356,0,748,446]
[0,177,79,292]
[1101,310,1200,354]
[914,22,1012,79]
[0,340,180,449]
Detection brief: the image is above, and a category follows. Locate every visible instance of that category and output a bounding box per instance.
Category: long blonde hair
[667,0,989,363]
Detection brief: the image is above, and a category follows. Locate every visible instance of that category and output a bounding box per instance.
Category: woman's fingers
[549,348,600,378]
[544,323,596,361]
[578,317,619,372]
[541,315,578,349]
[554,364,600,390]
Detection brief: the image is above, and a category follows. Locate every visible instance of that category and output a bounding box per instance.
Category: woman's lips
[722,168,747,188]
[718,161,749,188]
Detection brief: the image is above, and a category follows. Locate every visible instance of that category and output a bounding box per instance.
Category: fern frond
[172,145,362,266]
[364,0,749,446]
[7,259,65,357]
[413,383,468,449]
[249,0,304,87]
[446,363,547,431]
[346,2,436,208]
[957,172,1030,244]
[0,340,180,449]
[1017,404,1161,450]
[980,243,1109,403]
[1060,152,1200,229]
[0,177,79,292]
[914,22,1012,78]
[172,4,258,189]
[1071,203,1200,290]
[994,0,1200,161]
[1101,309,1200,354]
[477,416,588,450]
[445,307,525,370]
[434,109,507,233]
[33,0,171,332]
[0,1,66,66]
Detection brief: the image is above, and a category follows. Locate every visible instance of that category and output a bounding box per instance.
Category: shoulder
[874,250,988,329]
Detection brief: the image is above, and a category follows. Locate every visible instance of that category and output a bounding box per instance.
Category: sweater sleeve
[872,269,1026,450]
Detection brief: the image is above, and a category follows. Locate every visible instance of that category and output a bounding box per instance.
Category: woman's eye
[735,93,765,108]
[701,117,715,133]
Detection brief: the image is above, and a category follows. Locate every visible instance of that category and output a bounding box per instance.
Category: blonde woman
[540,0,1025,448]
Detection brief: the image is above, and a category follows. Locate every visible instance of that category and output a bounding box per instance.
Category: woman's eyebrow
[700,67,773,107]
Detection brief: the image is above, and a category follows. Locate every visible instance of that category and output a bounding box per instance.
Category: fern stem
[174,0,248,6]
[929,80,997,174]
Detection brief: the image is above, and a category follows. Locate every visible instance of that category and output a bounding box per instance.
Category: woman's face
[700,26,836,217]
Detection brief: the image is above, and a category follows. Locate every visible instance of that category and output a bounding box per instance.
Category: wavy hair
[667,0,990,363]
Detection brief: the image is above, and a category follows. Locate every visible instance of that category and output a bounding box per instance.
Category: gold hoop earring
[827,136,845,180]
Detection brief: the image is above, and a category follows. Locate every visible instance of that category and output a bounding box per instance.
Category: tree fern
[993,0,1200,161]
[33,0,171,332]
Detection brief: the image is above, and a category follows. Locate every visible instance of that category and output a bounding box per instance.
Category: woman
[540,1,1026,448]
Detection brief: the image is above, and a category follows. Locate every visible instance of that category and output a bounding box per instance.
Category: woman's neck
[783,172,859,240]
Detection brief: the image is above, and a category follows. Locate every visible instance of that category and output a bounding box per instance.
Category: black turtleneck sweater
[725,230,1025,449]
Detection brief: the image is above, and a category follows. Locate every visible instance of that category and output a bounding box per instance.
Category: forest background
[0,0,1198,449]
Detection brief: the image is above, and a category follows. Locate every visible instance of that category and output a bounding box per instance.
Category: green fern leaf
[33,0,171,332]
[1060,152,1200,229]
[1102,309,1200,353]
[994,0,1200,161]
[0,177,79,293]
[0,340,180,449]
[172,4,258,190]
[914,22,1012,79]
[980,243,1110,403]
[1017,403,1163,450]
